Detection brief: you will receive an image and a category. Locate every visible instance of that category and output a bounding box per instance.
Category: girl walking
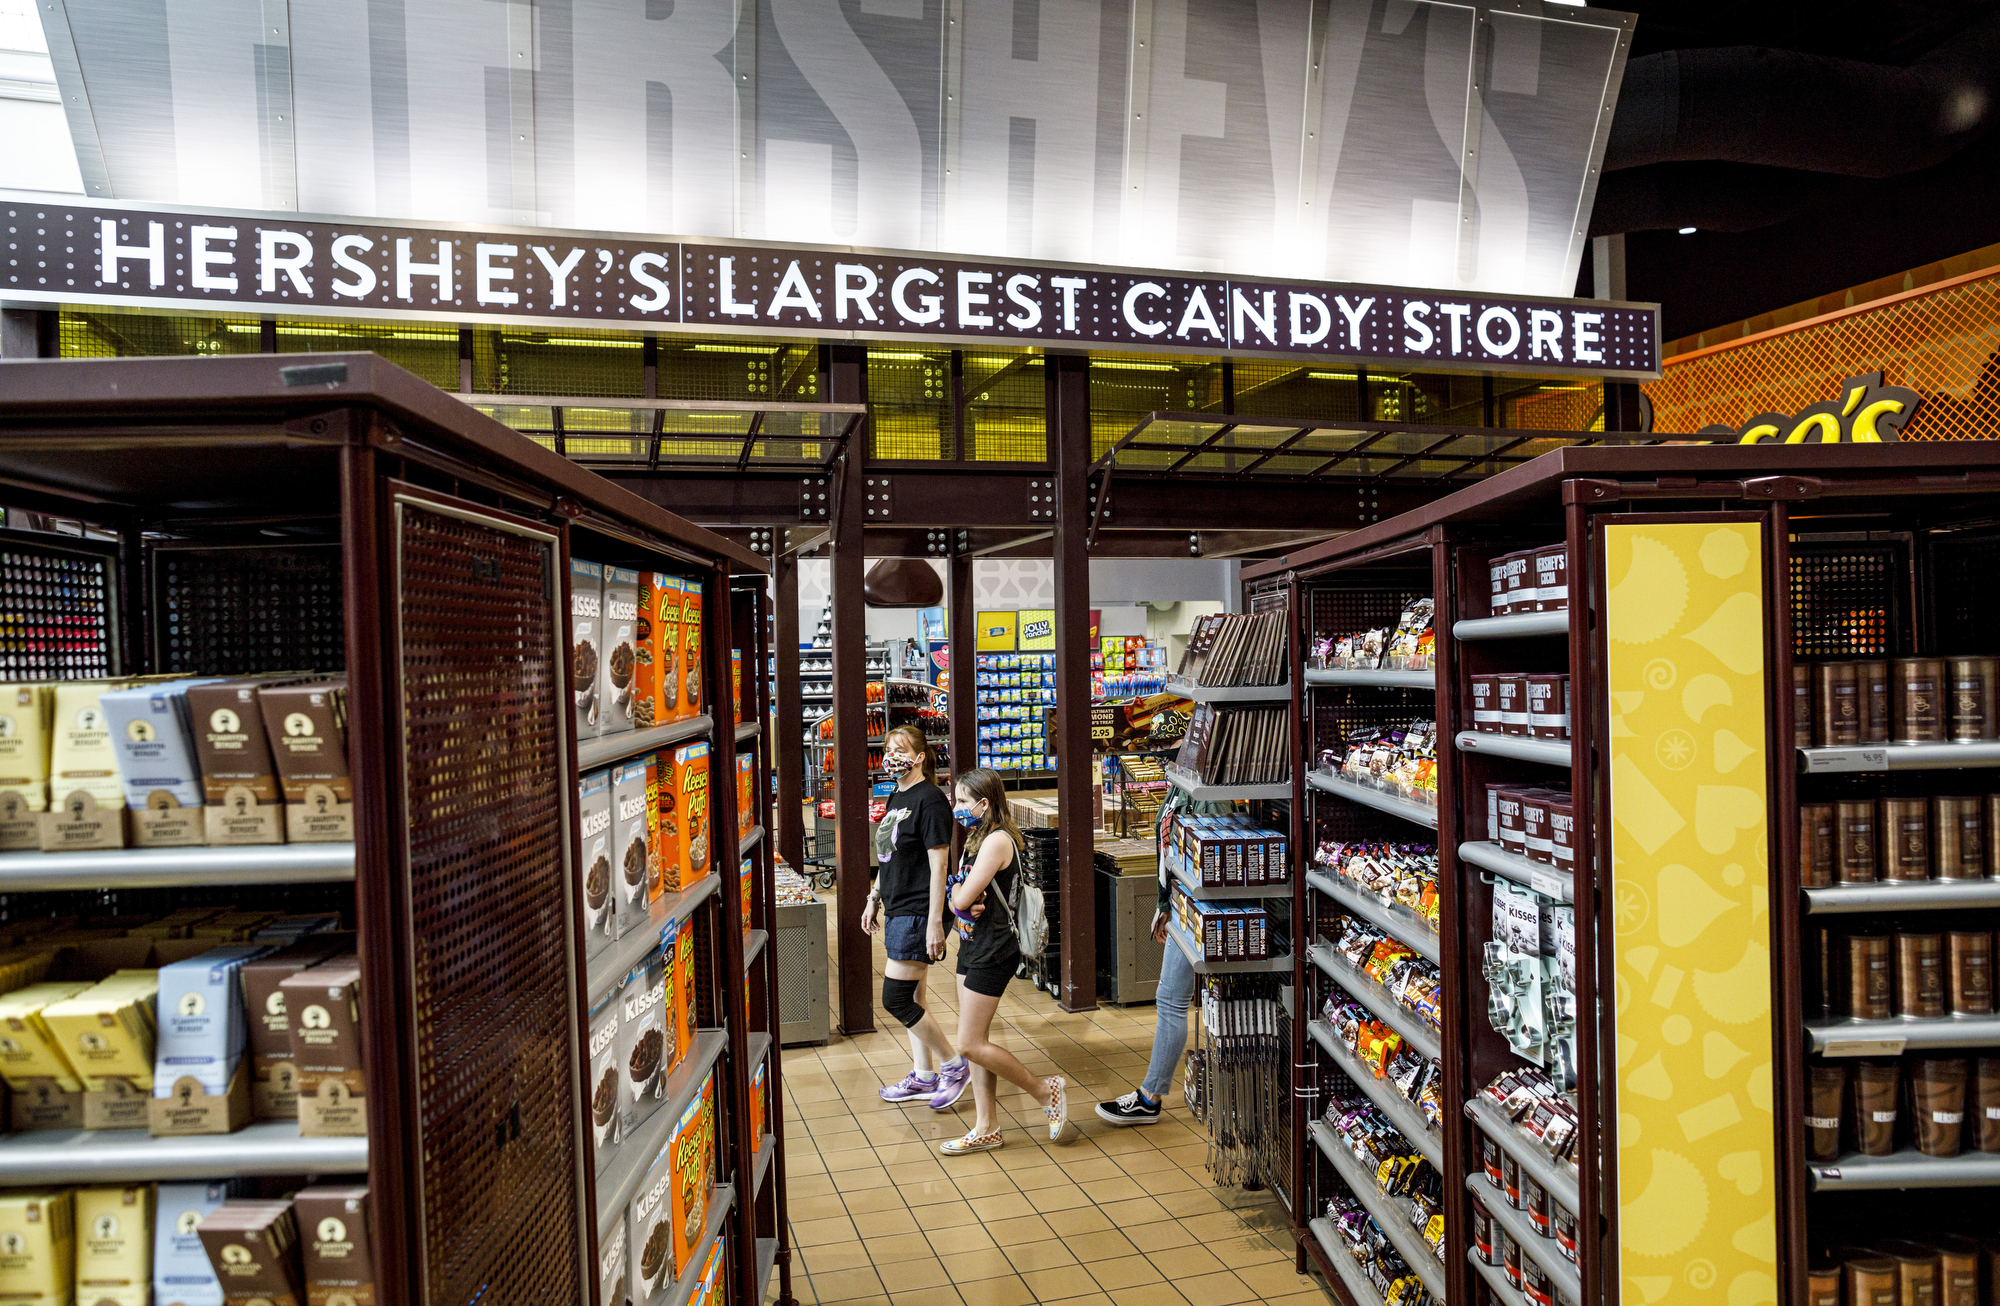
[862,725,970,1108]
[937,767,1068,1154]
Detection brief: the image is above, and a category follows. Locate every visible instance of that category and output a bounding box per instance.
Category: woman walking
[937,768,1068,1154]
[862,724,970,1108]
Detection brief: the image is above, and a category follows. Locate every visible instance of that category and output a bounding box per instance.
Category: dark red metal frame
[0,352,778,1306]
[1248,442,2000,1306]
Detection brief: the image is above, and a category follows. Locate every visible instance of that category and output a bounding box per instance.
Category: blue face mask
[953,804,983,829]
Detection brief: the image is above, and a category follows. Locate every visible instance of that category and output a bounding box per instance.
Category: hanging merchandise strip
[1195,973,1292,1201]
[22,200,1660,378]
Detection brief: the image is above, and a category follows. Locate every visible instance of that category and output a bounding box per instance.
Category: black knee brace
[882,976,925,1029]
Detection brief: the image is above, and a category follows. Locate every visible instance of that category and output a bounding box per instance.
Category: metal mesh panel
[1645,266,2000,442]
[965,349,1046,461]
[0,538,113,679]
[275,320,460,390]
[653,337,820,403]
[471,327,644,397]
[1309,586,1425,646]
[60,310,262,358]
[394,500,581,1306]
[153,545,345,675]
[1513,382,1604,431]
[1929,535,2000,655]
[1789,543,1899,658]
[776,919,813,1025]
[868,349,952,460]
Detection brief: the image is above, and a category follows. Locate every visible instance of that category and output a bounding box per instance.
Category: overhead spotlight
[1677,226,1697,235]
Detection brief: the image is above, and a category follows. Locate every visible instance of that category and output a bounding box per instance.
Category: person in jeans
[862,725,970,1108]
[1097,793,1199,1125]
[936,767,1067,1153]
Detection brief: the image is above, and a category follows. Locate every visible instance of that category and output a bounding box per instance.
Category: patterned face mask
[882,752,916,778]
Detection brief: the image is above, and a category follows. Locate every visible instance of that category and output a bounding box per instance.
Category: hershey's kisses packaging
[597,1217,628,1306]
[617,950,669,1136]
[611,757,657,941]
[570,558,604,737]
[600,566,641,736]
[578,768,614,956]
[588,987,622,1154]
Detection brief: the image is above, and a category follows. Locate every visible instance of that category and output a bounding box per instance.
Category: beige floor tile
[867,1233,939,1265]
[832,1167,894,1193]
[1174,1271,1258,1306]
[808,1267,888,1302]
[910,1199,979,1229]
[1264,1292,1337,1306]
[1233,1260,1321,1299]
[966,1192,1036,1222]
[954,1274,1037,1306]
[942,1247,1019,1283]
[1025,1185,1093,1215]
[925,1224,999,1256]
[982,1213,1057,1247]
[1018,1268,1092,1301]
[901,1179,968,1207]
[842,1187,913,1216]
[824,1146,886,1173]
[1085,1255,1163,1292]
[1148,1246,1225,1279]
[949,1172,1019,1200]
[1152,1188,1228,1219]
[1119,1220,1188,1255]
[803,1245,876,1273]
[792,1173,839,1198]
[853,1207,922,1238]
[794,1215,862,1247]
[791,1194,852,1222]
[1077,1176,1147,1204]
[1006,1164,1071,1192]
[1063,1230,1139,1263]
[885,1287,963,1306]
[1054,1157,1125,1183]
[1047,1206,1114,1236]
[1104,1284,1191,1306]
[1004,1239,1079,1274]
[875,1259,952,1294]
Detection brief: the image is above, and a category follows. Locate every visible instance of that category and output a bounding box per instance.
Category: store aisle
[765,899,1326,1306]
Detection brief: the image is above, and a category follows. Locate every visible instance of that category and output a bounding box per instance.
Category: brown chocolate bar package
[240,935,352,1120]
[280,956,366,1136]
[189,677,302,845]
[256,681,352,843]
[198,1200,304,1306]
[295,1185,374,1306]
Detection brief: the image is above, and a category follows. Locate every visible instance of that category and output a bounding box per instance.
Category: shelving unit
[1805,1013,2000,1054]
[593,1031,732,1237]
[1466,1249,1530,1306]
[1458,840,1574,903]
[1302,667,1436,690]
[1163,674,1292,702]
[0,1124,368,1184]
[1797,741,2000,773]
[1307,1019,1442,1167]
[1307,870,1441,965]
[1807,1150,2000,1191]
[586,873,724,1002]
[658,1184,737,1306]
[1463,1096,1580,1212]
[1166,919,1293,975]
[0,843,355,890]
[1309,1119,1450,1302]
[0,355,790,1306]
[1165,769,1293,802]
[1470,1173,1580,1301]
[1453,611,1569,641]
[1310,1217,1387,1306]
[1169,857,1293,902]
[1802,878,2000,914]
[1453,731,1570,767]
[1305,772,1439,829]
[1310,944,1443,1062]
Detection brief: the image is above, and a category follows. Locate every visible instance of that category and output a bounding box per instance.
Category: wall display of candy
[1096,635,1167,699]
[0,359,786,1306]
[975,652,1054,773]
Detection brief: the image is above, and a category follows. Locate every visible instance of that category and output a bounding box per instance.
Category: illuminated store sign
[3,201,1659,377]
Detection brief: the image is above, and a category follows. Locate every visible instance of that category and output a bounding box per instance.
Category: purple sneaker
[929,1059,970,1110]
[879,1071,940,1103]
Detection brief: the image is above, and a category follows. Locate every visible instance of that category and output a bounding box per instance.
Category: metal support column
[826,344,876,1034]
[947,534,976,805]
[774,545,805,877]
[1049,352,1097,1012]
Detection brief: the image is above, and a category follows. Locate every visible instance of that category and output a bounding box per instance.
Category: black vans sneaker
[1095,1090,1162,1126]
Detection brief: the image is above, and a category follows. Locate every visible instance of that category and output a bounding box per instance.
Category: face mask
[953,805,983,829]
[883,753,916,778]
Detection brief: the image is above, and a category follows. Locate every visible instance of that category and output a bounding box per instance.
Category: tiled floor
[766,901,1328,1306]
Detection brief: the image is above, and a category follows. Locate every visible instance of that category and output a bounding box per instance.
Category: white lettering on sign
[100,218,164,287]
[190,225,238,292]
[1022,620,1053,641]
[835,264,880,322]
[533,245,586,308]
[261,230,313,294]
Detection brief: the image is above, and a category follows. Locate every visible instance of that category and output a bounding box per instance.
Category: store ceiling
[1593,0,2000,337]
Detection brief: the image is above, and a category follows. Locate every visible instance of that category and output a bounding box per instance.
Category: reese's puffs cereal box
[667,742,710,893]
[650,575,684,729]
[679,581,704,720]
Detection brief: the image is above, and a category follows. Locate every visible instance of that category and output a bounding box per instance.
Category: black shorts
[957,959,1014,998]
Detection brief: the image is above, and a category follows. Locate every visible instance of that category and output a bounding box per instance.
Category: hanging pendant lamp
[863,558,943,607]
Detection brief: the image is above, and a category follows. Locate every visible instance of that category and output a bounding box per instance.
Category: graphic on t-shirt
[876,804,912,865]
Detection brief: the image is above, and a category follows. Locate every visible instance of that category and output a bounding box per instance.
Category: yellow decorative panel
[1603,521,1777,1306]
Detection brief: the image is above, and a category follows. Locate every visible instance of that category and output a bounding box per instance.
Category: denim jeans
[1139,925,1198,1100]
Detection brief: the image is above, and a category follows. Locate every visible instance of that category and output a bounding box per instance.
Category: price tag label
[1529,867,1572,903]
[1803,747,1887,774]
[1821,1037,1906,1058]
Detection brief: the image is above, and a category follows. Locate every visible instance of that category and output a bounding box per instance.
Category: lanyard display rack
[0,353,792,1306]
[1248,441,2000,1306]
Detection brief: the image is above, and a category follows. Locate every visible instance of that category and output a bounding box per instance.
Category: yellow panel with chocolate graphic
[1604,521,1777,1306]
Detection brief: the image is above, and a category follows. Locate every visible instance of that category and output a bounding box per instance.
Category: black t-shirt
[874,779,953,918]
